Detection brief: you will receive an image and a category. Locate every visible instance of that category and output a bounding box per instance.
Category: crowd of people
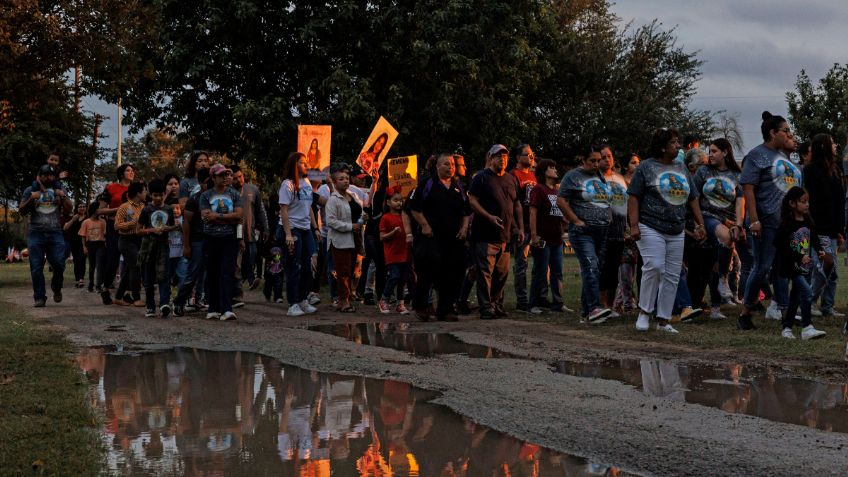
[18,111,848,342]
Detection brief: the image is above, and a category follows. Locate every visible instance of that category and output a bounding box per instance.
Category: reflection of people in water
[358,133,389,177]
[307,138,322,169]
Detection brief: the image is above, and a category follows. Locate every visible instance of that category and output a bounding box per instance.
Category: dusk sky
[86,1,846,156]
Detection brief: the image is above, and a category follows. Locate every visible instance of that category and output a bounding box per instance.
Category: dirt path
[10,285,848,476]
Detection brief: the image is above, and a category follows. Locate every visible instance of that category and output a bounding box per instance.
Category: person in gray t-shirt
[627,129,705,334]
[557,148,612,322]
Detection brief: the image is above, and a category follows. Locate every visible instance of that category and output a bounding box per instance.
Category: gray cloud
[726,1,841,28]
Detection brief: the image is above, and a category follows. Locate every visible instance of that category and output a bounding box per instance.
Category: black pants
[357,234,385,299]
[686,241,715,309]
[413,237,467,317]
[116,235,141,300]
[70,237,86,281]
[600,239,624,298]
[104,221,121,288]
[86,240,106,288]
[204,236,239,313]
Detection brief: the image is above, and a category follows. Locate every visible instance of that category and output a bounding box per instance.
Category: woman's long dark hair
[780,186,811,225]
[809,133,836,174]
[368,133,389,154]
[186,151,208,178]
[282,152,306,196]
[710,138,740,172]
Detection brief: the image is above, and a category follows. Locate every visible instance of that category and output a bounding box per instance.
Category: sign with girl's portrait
[356,116,398,178]
[297,125,332,181]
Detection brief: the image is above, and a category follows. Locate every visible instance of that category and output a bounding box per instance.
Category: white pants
[636,224,684,320]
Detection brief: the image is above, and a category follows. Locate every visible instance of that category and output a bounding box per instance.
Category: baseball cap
[487,144,509,157]
[39,164,58,175]
[209,164,230,176]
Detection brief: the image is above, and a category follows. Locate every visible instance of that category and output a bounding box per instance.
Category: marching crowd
[18,111,848,341]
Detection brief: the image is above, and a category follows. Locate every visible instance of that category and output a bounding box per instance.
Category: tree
[786,65,848,144]
[713,112,744,153]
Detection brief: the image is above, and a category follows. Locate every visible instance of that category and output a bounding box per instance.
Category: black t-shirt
[408,177,470,241]
[139,203,175,243]
[469,169,519,243]
[349,199,363,224]
[184,195,204,242]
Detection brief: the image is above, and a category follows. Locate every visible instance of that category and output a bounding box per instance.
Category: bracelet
[406,233,413,237]
[750,221,760,227]
[695,224,705,230]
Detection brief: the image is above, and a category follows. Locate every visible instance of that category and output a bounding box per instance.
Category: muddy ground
[9,285,848,476]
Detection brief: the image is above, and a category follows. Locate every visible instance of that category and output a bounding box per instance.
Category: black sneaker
[737,313,757,330]
[145,308,156,318]
[160,304,172,318]
[173,305,185,317]
[87,285,94,293]
[100,290,113,305]
[34,298,46,308]
[53,290,62,303]
[515,303,530,312]
[480,309,498,320]
[232,301,245,309]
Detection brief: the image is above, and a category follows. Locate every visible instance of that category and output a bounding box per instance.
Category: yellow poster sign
[386,155,417,197]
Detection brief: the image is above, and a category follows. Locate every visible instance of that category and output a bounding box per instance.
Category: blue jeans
[382,263,407,301]
[242,241,258,283]
[530,243,563,309]
[511,234,531,306]
[673,267,693,313]
[811,235,837,313]
[27,230,66,301]
[784,274,813,329]
[743,225,788,308]
[173,241,206,307]
[279,226,315,305]
[143,261,170,309]
[569,224,607,316]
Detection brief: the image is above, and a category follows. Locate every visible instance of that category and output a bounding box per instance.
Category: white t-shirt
[278,179,313,230]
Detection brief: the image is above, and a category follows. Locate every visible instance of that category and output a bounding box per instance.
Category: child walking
[138,180,177,318]
[774,187,826,340]
[263,246,284,303]
[325,169,363,312]
[378,186,410,314]
[79,203,107,294]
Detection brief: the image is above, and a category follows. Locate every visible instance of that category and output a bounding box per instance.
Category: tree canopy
[787,64,848,144]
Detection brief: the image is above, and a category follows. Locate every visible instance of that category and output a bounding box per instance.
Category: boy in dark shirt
[138,179,177,317]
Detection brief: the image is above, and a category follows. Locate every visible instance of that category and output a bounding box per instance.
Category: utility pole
[74,66,81,113]
[117,99,123,166]
[87,115,102,203]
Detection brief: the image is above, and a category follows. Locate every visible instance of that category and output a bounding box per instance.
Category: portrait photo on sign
[356,116,398,178]
[297,125,332,181]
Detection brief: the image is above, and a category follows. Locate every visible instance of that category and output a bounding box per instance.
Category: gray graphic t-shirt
[693,166,741,224]
[22,186,62,232]
[199,187,242,237]
[557,168,612,227]
[740,144,802,227]
[627,158,697,235]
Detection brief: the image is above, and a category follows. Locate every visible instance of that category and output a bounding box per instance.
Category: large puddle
[76,347,627,476]
[310,323,848,434]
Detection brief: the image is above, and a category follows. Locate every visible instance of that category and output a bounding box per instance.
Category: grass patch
[0,292,103,475]
[0,262,32,288]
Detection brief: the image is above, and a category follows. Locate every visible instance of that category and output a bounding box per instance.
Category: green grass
[0,278,103,475]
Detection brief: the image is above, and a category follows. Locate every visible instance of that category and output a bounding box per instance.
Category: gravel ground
[12,285,848,476]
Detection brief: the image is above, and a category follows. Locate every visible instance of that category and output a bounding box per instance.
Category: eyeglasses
[521,153,536,160]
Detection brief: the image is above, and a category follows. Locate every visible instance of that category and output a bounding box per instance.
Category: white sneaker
[635,313,650,331]
[220,311,237,321]
[717,277,732,299]
[801,325,826,340]
[795,314,802,321]
[529,306,544,315]
[765,302,782,320]
[828,309,846,318]
[287,304,305,316]
[307,292,321,306]
[607,310,621,319]
[205,312,221,320]
[710,309,727,320]
[656,323,679,333]
[810,305,823,317]
[300,300,317,314]
[781,328,796,339]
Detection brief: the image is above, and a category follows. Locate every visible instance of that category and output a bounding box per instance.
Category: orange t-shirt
[79,217,107,242]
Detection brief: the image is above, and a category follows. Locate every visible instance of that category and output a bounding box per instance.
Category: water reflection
[77,347,625,476]
[553,359,848,433]
[308,323,514,358]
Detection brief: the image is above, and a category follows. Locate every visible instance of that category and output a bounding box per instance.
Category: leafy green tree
[787,65,848,144]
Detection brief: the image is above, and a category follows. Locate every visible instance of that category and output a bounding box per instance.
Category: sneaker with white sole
[220,311,237,321]
[710,309,727,319]
[300,301,317,314]
[607,309,621,319]
[765,301,782,320]
[810,305,823,317]
[275,298,285,304]
[587,307,611,324]
[679,307,703,323]
[656,323,679,333]
[378,300,391,314]
[287,304,305,316]
[160,304,171,318]
[635,313,651,331]
[529,306,544,315]
[717,277,732,300]
[781,328,796,339]
[145,308,156,318]
[232,300,245,309]
[395,303,410,315]
[823,309,845,318]
[801,325,826,340]
[307,292,321,306]
[205,312,221,320]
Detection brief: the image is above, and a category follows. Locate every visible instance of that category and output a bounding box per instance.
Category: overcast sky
[612,0,846,152]
[87,0,846,156]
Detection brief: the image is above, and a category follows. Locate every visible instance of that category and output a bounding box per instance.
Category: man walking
[231,165,268,291]
[20,165,72,306]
